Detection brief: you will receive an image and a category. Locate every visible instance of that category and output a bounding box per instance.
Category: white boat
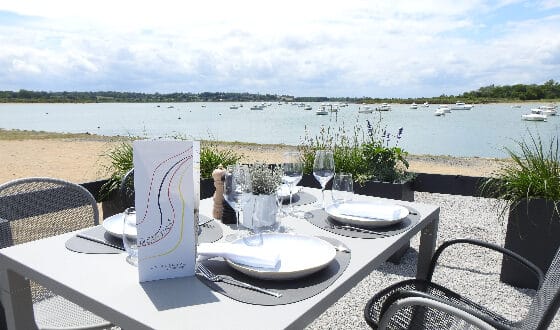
[537,104,557,116]
[422,102,430,107]
[450,102,473,110]
[439,105,451,113]
[315,108,329,115]
[522,113,547,121]
[410,102,418,109]
[434,108,445,116]
[250,105,265,110]
[229,105,239,109]
[511,105,522,108]
[377,103,391,111]
[358,106,373,114]
[304,106,313,111]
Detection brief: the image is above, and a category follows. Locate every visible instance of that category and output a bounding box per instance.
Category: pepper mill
[212,165,226,219]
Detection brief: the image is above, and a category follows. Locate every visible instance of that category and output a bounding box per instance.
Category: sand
[0,137,510,184]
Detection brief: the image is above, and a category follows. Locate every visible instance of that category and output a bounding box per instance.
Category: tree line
[1,80,558,103]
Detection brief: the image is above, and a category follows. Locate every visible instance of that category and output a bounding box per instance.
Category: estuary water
[0,102,558,158]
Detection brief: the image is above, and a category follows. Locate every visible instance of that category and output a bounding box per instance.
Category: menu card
[133,140,200,282]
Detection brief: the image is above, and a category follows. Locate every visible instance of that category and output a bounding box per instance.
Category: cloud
[0,1,559,96]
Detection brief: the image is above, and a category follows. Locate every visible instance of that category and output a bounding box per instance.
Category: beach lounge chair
[0,177,112,329]
[364,238,560,329]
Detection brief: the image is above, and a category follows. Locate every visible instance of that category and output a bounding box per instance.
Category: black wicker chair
[0,177,112,329]
[364,238,560,329]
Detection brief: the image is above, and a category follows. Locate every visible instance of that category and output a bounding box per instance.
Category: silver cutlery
[197,263,282,298]
[327,222,390,237]
[76,233,125,251]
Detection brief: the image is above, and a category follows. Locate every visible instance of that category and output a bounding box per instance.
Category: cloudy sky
[1,0,559,97]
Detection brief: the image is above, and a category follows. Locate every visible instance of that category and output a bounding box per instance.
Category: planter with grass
[480,132,560,289]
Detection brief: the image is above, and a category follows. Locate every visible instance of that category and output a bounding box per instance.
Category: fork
[328,222,390,237]
[197,263,282,298]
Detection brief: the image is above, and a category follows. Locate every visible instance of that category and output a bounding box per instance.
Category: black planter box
[299,174,413,202]
[200,178,215,200]
[300,174,413,263]
[501,198,560,289]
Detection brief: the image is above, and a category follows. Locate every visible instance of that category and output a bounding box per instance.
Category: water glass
[331,173,354,205]
[122,207,138,266]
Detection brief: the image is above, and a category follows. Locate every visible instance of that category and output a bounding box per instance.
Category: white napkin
[336,203,408,221]
[197,243,280,269]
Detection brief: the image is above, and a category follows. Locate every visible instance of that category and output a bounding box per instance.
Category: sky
[0,0,559,98]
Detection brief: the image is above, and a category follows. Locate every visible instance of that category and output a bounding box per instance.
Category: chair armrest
[378,290,512,330]
[426,239,544,287]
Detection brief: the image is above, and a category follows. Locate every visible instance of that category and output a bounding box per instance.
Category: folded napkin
[336,203,408,221]
[197,243,280,269]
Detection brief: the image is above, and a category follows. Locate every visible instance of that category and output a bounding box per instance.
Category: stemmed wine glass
[282,152,304,217]
[313,150,335,209]
[223,165,252,241]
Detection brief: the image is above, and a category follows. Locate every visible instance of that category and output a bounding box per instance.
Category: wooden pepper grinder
[212,165,226,219]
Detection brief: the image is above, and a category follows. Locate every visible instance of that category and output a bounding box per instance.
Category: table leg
[416,211,440,280]
[0,268,38,330]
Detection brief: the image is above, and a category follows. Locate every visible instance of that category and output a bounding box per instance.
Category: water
[0,102,558,158]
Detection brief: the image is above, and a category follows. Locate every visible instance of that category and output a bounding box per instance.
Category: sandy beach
[0,135,510,184]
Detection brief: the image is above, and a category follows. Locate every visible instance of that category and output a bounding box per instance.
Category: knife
[76,233,125,251]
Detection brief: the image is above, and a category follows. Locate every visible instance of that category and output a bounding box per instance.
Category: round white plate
[102,213,124,238]
[102,212,213,238]
[226,233,336,280]
[325,201,409,228]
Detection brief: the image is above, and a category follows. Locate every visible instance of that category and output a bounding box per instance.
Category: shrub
[480,130,560,213]
[298,116,411,183]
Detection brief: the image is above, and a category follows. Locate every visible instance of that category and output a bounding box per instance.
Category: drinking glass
[331,173,354,205]
[122,207,138,266]
[313,150,335,209]
[282,152,304,217]
[224,165,252,241]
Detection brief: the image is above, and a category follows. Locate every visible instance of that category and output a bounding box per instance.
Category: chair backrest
[0,177,99,249]
[522,246,560,329]
[120,168,135,210]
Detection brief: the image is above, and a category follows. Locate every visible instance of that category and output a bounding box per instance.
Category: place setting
[305,170,420,239]
[195,232,351,306]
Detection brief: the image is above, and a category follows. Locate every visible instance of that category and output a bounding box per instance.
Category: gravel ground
[306,192,547,329]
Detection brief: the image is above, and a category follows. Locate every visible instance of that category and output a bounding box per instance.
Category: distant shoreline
[0,129,510,184]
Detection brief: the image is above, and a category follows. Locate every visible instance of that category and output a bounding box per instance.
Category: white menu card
[133,140,200,282]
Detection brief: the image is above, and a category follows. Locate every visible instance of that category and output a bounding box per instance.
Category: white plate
[102,212,212,238]
[226,233,336,280]
[325,201,409,228]
[102,213,125,238]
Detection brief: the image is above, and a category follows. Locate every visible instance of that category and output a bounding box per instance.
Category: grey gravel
[305,192,555,330]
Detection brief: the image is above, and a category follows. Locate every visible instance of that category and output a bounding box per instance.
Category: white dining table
[0,188,439,330]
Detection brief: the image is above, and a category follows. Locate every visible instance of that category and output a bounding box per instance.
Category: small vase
[241,194,278,232]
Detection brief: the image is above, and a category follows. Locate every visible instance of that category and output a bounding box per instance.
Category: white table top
[0,188,439,330]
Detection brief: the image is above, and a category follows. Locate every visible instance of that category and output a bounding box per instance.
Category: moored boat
[522,113,547,121]
[377,103,391,111]
[410,102,418,109]
[315,107,329,115]
[450,102,473,110]
[358,105,373,113]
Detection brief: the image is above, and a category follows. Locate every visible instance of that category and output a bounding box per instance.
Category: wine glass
[313,150,335,209]
[224,165,252,241]
[122,207,138,266]
[282,152,304,217]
